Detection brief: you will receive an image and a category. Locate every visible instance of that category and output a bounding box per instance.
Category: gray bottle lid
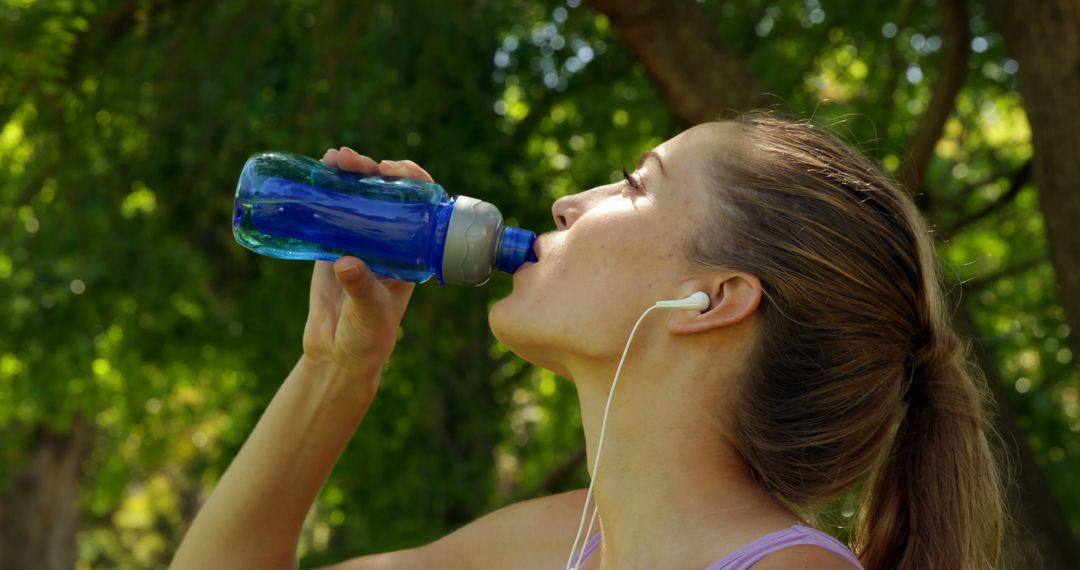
[441,195,505,286]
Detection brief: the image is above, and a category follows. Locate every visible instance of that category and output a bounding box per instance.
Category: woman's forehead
[666,122,738,159]
[656,122,738,189]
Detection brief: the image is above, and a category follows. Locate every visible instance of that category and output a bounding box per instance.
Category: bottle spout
[497,226,538,274]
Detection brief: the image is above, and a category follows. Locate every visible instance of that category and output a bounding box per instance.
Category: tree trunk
[584,0,771,124]
[588,0,1080,567]
[979,5,1080,564]
[984,0,1080,369]
[0,418,90,570]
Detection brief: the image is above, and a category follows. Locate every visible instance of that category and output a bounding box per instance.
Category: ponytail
[858,327,1004,569]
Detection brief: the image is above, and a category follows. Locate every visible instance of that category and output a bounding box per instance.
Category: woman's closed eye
[622,167,644,193]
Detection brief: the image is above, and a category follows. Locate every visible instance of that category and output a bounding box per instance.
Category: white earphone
[563,290,711,570]
[655,290,711,310]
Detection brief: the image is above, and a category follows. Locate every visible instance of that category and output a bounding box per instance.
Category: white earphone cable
[563,304,660,570]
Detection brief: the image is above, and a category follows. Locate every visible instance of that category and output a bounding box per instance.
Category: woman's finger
[379,159,434,182]
[383,278,416,316]
[321,148,341,167]
[337,146,380,174]
[333,256,380,304]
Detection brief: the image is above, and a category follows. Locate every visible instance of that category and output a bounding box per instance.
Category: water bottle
[233,152,538,286]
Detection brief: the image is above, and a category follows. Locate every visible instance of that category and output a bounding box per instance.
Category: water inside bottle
[234,169,446,282]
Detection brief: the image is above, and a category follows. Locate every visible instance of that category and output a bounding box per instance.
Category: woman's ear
[667,272,762,335]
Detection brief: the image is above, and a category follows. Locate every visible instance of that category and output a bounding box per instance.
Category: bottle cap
[442,196,501,286]
[441,196,538,285]
[496,226,538,273]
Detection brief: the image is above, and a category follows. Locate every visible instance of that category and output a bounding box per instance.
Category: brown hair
[684,113,1004,569]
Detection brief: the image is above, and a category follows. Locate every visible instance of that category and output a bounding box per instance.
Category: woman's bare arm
[170,356,380,568]
[171,148,428,569]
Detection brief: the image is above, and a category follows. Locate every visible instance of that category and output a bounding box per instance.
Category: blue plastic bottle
[233,152,538,286]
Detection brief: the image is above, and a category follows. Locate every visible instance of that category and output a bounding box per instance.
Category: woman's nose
[551,194,577,230]
[552,183,620,230]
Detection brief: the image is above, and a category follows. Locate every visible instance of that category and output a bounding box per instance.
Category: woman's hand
[301,147,435,385]
[172,147,437,568]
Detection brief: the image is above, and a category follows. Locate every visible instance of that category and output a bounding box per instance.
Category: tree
[1,1,1076,567]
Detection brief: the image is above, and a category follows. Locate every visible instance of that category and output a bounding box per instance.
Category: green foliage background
[0,0,1075,567]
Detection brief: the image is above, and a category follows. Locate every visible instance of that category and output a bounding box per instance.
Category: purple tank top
[565,523,863,569]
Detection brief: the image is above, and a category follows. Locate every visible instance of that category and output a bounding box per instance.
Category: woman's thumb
[333,256,377,300]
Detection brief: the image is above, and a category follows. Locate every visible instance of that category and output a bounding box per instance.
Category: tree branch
[898,0,969,206]
[939,159,1033,240]
[502,38,634,155]
[936,149,1012,208]
[585,0,770,125]
[508,442,587,503]
[960,256,1048,291]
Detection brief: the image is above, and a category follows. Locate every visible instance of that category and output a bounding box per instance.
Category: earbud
[654,291,710,311]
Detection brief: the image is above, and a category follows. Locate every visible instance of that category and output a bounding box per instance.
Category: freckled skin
[488,122,734,380]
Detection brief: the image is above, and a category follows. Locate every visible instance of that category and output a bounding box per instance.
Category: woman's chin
[487,301,564,373]
[486,296,518,348]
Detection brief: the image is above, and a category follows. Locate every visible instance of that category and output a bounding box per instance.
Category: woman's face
[489,122,735,378]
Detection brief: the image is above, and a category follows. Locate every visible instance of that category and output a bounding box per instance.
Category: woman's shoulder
[419,488,593,570]
[749,544,862,570]
[323,489,591,570]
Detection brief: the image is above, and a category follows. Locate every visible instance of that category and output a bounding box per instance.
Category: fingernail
[341,146,359,157]
[339,265,360,280]
[382,161,406,175]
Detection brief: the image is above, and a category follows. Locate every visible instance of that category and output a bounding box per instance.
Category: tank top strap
[704,523,863,570]
[563,524,862,570]
[564,531,603,569]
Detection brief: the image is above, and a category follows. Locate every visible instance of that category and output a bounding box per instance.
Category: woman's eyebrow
[637,150,666,178]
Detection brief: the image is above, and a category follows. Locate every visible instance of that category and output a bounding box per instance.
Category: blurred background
[1,0,1078,568]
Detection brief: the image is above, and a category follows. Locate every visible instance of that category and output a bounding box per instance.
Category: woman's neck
[565,341,799,569]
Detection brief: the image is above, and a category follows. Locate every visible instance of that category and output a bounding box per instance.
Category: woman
[172,114,1004,569]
